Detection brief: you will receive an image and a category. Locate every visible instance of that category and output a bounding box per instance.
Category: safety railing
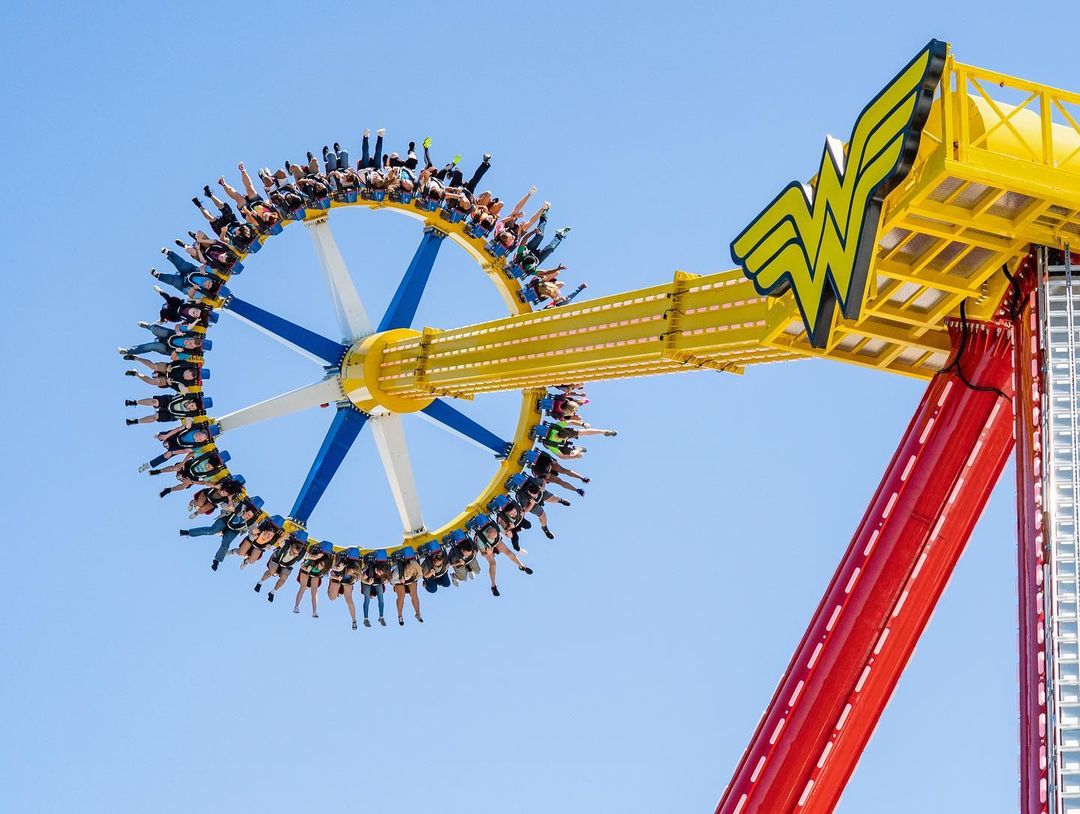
[936,55,1080,174]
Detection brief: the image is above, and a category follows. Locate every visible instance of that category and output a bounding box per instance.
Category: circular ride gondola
[123,143,598,610]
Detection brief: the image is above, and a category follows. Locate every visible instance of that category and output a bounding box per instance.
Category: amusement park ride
[132,35,1080,814]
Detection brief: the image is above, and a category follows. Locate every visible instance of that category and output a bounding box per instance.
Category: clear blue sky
[2,2,1073,811]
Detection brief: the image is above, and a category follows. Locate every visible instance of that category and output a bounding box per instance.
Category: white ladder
[1041,246,1080,813]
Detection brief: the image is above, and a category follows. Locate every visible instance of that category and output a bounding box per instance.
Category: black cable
[1002,263,1024,321]
[936,298,1009,400]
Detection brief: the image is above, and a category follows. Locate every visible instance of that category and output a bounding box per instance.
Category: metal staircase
[1042,247,1080,814]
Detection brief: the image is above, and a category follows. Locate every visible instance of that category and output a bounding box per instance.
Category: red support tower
[1014,254,1050,814]
[717,309,1018,813]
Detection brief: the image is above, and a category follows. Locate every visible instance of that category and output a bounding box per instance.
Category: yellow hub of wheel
[339,328,435,414]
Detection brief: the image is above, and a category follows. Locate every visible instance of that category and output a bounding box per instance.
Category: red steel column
[1014,254,1049,814]
[717,318,1016,814]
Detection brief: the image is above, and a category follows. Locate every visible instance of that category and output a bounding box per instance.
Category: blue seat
[389,545,416,562]
[537,396,553,411]
[466,514,490,533]
[201,339,213,352]
[528,424,545,440]
[230,260,244,274]
[417,540,442,556]
[202,396,214,410]
[467,223,492,240]
[440,206,466,223]
[267,223,284,236]
[485,240,511,258]
[442,529,467,547]
[310,196,331,211]
[390,192,413,204]
[288,207,307,221]
[503,262,529,280]
[519,448,540,466]
[363,189,386,202]
[487,494,511,513]
[292,529,309,544]
[249,495,265,510]
[208,311,219,324]
[505,472,528,491]
[518,286,541,305]
[245,240,262,255]
[217,449,229,463]
[414,197,439,212]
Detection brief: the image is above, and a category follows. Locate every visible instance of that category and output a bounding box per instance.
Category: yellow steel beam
[349,51,1080,399]
[373,269,798,397]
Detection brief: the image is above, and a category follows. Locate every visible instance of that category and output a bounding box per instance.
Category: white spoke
[220,308,330,366]
[305,218,373,341]
[369,413,425,535]
[217,377,344,433]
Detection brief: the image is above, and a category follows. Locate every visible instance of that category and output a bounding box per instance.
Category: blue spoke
[377,227,446,332]
[420,398,512,458]
[290,407,369,524]
[226,295,347,366]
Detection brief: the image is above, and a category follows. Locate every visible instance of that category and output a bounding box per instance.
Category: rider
[156,448,230,498]
[448,536,481,585]
[124,392,208,426]
[192,188,238,235]
[180,497,264,571]
[154,288,214,327]
[327,547,362,629]
[187,476,244,519]
[255,530,309,602]
[493,495,532,552]
[360,550,391,628]
[527,448,589,496]
[124,355,203,391]
[470,515,533,598]
[230,514,286,569]
[118,323,208,359]
[140,424,215,471]
[515,474,568,540]
[421,547,452,593]
[294,541,333,618]
[390,547,423,626]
